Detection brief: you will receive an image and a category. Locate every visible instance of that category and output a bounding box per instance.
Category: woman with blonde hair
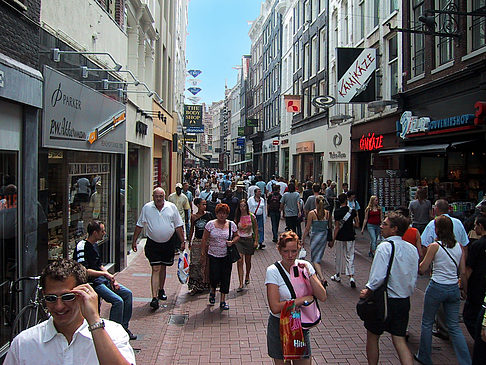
[361,195,383,257]
[302,195,330,287]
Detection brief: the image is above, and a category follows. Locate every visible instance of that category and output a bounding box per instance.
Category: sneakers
[350,277,356,288]
[330,274,341,282]
[125,328,137,341]
[158,289,167,301]
[150,297,159,310]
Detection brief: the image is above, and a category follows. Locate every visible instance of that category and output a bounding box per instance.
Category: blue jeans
[94,283,133,329]
[269,210,280,241]
[417,280,471,365]
[256,214,264,244]
[367,224,380,253]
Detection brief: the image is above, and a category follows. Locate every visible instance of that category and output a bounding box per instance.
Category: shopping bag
[279,300,306,361]
[298,248,307,259]
[177,250,190,284]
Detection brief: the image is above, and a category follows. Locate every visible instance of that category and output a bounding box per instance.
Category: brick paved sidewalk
[106,218,473,364]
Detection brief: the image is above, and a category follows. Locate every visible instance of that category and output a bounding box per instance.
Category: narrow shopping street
[104,218,473,364]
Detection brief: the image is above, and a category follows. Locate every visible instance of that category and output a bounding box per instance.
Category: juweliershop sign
[42,66,126,153]
[397,103,486,139]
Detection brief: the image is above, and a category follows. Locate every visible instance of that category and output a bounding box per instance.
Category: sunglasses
[44,293,76,303]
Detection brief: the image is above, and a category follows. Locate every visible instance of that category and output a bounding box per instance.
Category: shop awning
[228,159,253,167]
[185,145,209,161]
[378,144,450,155]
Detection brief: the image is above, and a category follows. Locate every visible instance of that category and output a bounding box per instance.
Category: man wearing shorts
[360,212,418,365]
[132,187,185,310]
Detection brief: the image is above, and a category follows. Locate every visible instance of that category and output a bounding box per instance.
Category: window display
[47,150,112,261]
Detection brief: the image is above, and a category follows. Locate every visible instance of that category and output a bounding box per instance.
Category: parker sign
[336,48,376,103]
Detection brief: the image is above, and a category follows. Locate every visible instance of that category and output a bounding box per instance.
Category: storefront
[125,100,153,252]
[350,113,401,213]
[324,124,351,190]
[279,133,290,179]
[40,66,126,270]
[291,139,323,183]
[262,137,279,179]
[382,105,486,219]
[0,55,42,355]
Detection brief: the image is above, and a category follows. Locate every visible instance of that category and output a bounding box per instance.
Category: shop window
[47,151,112,262]
[0,151,18,350]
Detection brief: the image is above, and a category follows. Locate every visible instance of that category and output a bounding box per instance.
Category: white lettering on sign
[0,70,4,88]
[399,111,430,139]
[337,49,376,103]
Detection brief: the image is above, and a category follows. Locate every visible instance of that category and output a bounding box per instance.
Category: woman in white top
[265,231,327,364]
[416,215,471,365]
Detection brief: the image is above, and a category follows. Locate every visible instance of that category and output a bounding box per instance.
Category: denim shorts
[267,314,311,359]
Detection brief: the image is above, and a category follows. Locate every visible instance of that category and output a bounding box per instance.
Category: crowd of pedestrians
[5,168,486,365]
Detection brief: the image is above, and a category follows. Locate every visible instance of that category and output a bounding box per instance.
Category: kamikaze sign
[336,48,376,103]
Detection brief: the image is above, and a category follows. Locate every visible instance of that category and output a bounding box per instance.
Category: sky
[185,0,263,105]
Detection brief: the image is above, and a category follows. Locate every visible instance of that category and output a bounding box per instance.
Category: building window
[311,84,318,114]
[320,0,326,13]
[390,0,398,13]
[333,11,338,48]
[312,36,318,76]
[436,0,455,65]
[373,0,380,28]
[304,43,310,80]
[304,0,311,23]
[303,87,309,118]
[411,0,425,76]
[343,1,349,45]
[312,0,318,21]
[388,35,398,96]
[359,0,365,39]
[319,28,326,71]
[472,0,486,51]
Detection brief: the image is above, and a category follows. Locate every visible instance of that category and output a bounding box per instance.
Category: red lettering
[474,101,486,125]
[359,133,384,151]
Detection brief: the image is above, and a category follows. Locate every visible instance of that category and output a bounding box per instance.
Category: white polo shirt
[136,201,183,243]
[4,317,135,365]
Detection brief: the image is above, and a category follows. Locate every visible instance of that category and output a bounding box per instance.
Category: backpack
[268,193,281,211]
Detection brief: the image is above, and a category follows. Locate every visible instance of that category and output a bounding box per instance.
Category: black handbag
[226,221,240,263]
[356,240,394,322]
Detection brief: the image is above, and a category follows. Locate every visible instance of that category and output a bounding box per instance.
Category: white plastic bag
[298,248,307,259]
[177,250,190,284]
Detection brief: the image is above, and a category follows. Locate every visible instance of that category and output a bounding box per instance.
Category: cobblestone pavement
[104,218,473,364]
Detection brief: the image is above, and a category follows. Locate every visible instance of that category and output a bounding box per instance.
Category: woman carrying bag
[265,231,327,364]
[201,203,239,310]
[415,215,471,365]
[234,199,258,292]
[302,195,330,288]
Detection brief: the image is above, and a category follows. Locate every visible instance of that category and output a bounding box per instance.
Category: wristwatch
[88,319,105,332]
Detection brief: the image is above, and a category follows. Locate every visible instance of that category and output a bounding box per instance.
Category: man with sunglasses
[4,259,135,364]
[74,221,136,340]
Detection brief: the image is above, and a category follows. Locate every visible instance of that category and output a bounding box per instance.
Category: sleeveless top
[431,240,462,285]
[193,212,213,239]
[311,210,328,234]
[238,214,254,238]
[368,209,381,225]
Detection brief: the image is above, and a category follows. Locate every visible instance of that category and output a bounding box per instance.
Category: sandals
[220,302,229,310]
[209,293,215,305]
[236,287,243,292]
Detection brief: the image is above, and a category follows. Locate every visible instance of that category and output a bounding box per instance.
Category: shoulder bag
[356,240,395,323]
[274,261,321,329]
[227,221,241,263]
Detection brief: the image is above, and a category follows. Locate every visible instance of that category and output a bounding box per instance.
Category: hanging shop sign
[188,70,202,78]
[359,132,384,151]
[236,137,245,146]
[187,87,202,95]
[42,66,125,154]
[284,95,301,113]
[184,134,197,142]
[246,118,258,127]
[238,127,245,136]
[397,103,486,139]
[272,140,279,145]
[329,151,347,159]
[336,48,376,103]
[135,121,148,136]
[183,104,204,133]
[296,141,315,153]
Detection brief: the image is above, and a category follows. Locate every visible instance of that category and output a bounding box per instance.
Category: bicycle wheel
[11,304,49,341]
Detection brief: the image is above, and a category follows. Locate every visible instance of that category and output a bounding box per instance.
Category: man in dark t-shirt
[74,221,136,340]
[330,193,358,288]
[463,215,486,338]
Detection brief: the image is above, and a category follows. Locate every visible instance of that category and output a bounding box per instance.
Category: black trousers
[209,255,232,294]
[285,216,298,234]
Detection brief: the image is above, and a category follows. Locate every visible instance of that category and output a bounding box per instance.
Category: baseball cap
[175,183,183,189]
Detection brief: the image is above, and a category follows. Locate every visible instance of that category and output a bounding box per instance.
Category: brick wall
[0,0,41,70]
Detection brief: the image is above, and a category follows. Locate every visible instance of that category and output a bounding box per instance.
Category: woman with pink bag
[265,231,327,364]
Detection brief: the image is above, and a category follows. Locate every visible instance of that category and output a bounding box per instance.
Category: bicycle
[9,276,49,341]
